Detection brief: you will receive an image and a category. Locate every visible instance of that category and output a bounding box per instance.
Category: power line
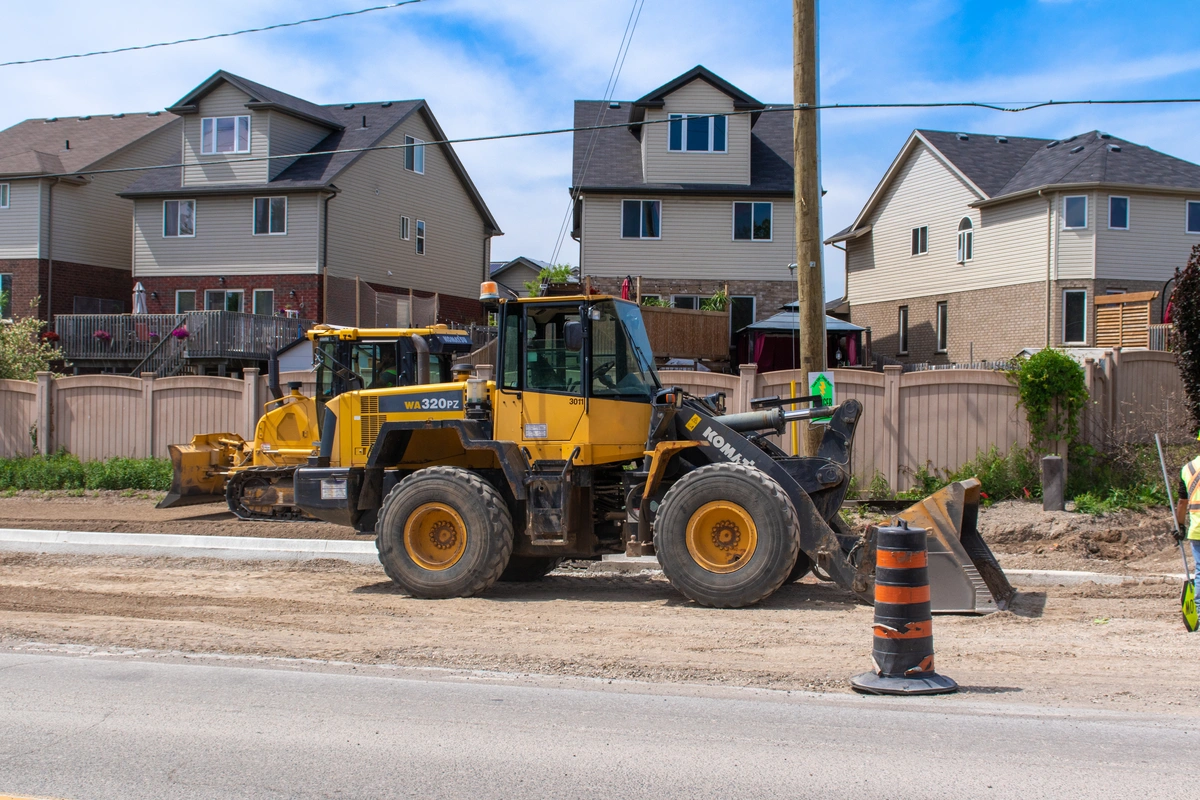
[0,0,431,68]
[14,96,1200,183]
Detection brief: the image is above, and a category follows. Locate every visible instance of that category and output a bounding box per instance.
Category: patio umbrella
[133,282,148,314]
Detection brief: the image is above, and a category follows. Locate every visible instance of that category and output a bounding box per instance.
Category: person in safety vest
[1178,438,1200,597]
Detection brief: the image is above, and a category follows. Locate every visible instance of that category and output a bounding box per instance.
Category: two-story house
[830,129,1200,363]
[571,66,797,341]
[120,71,501,324]
[0,112,179,321]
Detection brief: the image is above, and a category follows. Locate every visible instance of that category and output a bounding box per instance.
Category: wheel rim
[684,500,758,574]
[404,502,468,571]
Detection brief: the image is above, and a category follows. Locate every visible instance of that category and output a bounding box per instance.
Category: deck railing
[1148,323,1173,352]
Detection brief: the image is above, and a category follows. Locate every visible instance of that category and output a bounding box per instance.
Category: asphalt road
[0,649,1193,800]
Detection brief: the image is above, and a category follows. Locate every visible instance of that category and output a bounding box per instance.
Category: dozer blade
[156,433,245,509]
[897,478,1015,614]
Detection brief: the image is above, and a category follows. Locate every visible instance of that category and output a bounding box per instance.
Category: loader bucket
[897,479,1015,614]
[156,433,245,509]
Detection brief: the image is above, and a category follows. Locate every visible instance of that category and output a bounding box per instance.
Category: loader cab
[313,334,467,417]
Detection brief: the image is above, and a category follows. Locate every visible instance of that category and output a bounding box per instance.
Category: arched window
[957,217,974,263]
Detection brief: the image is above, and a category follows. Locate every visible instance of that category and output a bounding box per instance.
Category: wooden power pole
[793,0,826,455]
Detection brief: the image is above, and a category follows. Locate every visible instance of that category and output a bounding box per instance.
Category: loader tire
[376,467,513,599]
[654,463,800,608]
[499,556,562,582]
[786,550,813,583]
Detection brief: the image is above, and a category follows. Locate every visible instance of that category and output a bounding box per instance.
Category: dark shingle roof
[168,70,344,129]
[915,130,1049,197]
[628,65,764,126]
[0,113,177,178]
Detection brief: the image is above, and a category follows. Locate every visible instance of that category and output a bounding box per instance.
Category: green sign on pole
[808,371,835,422]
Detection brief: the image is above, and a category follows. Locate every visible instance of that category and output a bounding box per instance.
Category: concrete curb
[0,528,379,565]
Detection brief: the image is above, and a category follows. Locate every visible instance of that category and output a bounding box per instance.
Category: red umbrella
[620,276,631,300]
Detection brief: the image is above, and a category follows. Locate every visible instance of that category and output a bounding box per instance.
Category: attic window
[201,115,250,154]
[668,114,726,153]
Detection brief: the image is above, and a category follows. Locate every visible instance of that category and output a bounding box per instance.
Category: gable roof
[167,70,344,130]
[628,65,765,127]
[490,256,549,278]
[0,112,177,178]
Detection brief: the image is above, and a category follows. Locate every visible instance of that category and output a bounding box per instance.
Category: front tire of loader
[376,467,513,599]
[654,463,800,608]
[499,556,562,582]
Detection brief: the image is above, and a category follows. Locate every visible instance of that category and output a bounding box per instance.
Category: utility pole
[793,0,826,455]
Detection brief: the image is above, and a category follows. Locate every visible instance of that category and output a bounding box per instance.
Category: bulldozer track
[226,467,311,522]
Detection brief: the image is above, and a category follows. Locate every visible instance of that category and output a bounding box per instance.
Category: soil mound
[979,501,1177,562]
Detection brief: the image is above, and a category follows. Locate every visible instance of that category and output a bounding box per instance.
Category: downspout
[46,179,56,322]
[1040,188,1052,347]
[321,191,335,323]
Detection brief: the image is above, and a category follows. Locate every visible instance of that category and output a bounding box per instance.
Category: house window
[621,199,661,239]
[163,200,195,237]
[205,289,244,312]
[936,301,948,353]
[672,295,700,310]
[175,290,196,313]
[253,197,286,235]
[200,116,250,154]
[1187,201,1200,234]
[956,218,974,263]
[730,296,755,345]
[400,215,410,240]
[733,202,772,241]
[667,114,727,153]
[0,273,12,319]
[1063,289,1087,344]
[911,226,928,255]
[0,183,8,209]
[404,135,425,174]
[1105,287,1126,295]
[253,289,274,315]
[1063,196,1088,229]
[415,219,426,255]
[1108,196,1129,230]
[897,306,909,355]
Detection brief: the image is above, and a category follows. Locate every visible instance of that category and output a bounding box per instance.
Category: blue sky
[4,0,1200,299]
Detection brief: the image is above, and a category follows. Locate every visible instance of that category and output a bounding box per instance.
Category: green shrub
[1007,348,1088,454]
[1073,484,1166,515]
[0,454,171,491]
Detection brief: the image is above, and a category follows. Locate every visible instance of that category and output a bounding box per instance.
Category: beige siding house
[0,113,179,320]
[489,256,550,297]
[121,70,501,324]
[572,66,797,347]
[831,129,1200,363]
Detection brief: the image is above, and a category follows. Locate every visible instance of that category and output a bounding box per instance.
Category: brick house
[570,66,798,345]
[120,70,501,325]
[829,129,1200,363]
[0,112,179,321]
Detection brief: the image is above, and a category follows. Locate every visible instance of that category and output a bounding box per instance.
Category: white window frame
[956,217,973,263]
[1063,195,1088,230]
[252,289,275,316]
[935,301,948,353]
[405,135,425,174]
[252,196,287,236]
[163,199,196,238]
[666,113,728,153]
[911,226,928,256]
[415,219,426,255]
[1108,195,1129,230]
[732,202,773,242]
[0,183,9,209]
[400,215,410,241]
[1062,289,1088,344]
[205,289,244,313]
[200,115,250,155]
[1187,200,1200,234]
[620,199,662,240]
[175,289,196,314]
[897,305,909,355]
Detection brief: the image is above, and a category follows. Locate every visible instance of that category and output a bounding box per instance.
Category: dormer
[630,66,762,186]
[167,70,343,186]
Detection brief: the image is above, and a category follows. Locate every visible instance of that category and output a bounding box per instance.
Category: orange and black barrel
[850,519,957,695]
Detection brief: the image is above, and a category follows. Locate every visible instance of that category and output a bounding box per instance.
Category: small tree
[0,299,61,381]
[1172,244,1200,431]
[1008,348,1088,455]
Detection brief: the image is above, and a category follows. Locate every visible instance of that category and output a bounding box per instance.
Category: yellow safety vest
[1182,457,1200,541]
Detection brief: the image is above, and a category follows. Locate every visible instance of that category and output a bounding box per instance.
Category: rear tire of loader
[376,467,513,599]
[499,556,562,582]
[654,463,800,608]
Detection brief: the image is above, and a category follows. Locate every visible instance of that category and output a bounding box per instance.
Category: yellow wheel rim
[403,502,468,571]
[684,500,758,574]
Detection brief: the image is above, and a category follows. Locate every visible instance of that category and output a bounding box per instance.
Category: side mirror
[563,320,584,352]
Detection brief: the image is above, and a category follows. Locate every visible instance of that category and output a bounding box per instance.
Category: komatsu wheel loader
[292,287,1013,610]
[157,324,476,520]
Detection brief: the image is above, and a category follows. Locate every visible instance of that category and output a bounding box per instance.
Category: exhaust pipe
[411,333,430,384]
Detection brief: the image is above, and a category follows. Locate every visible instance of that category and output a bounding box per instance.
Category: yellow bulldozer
[289,285,1014,610]
[158,324,477,520]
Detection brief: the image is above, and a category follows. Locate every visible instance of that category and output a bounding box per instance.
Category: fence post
[1109,347,1121,434]
[35,371,53,455]
[737,362,757,414]
[244,367,261,440]
[140,372,155,459]
[883,365,902,493]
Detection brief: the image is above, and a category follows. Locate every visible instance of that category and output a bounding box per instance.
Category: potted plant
[172,325,189,340]
[93,329,112,346]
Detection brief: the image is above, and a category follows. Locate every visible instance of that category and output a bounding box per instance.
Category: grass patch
[0,453,172,492]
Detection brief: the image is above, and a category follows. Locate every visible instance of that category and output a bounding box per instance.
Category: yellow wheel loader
[292,287,1013,610]
[158,324,477,521]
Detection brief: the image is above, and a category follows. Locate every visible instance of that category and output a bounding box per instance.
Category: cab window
[525,304,583,394]
[590,301,658,400]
